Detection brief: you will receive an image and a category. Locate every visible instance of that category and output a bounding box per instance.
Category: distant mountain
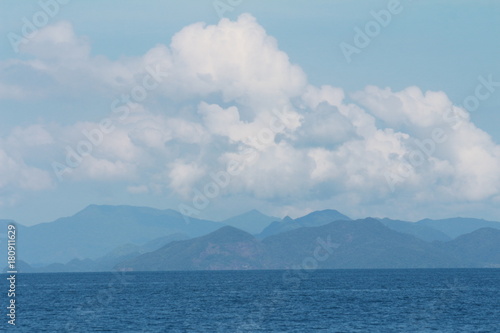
[90,232,190,270]
[257,216,295,239]
[3,206,500,272]
[378,218,451,242]
[417,217,500,239]
[1,260,34,274]
[116,226,265,271]
[295,209,351,226]
[140,233,189,253]
[262,218,460,269]
[20,233,189,273]
[221,209,279,234]
[4,205,222,265]
[258,209,350,238]
[441,228,500,267]
[115,218,499,271]
[0,219,23,229]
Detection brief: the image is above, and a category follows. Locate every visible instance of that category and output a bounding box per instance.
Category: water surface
[1,269,499,332]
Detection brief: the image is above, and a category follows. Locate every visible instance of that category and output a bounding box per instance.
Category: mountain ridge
[115,218,500,272]
[2,205,499,272]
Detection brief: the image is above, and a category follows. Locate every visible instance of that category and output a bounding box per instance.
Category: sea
[1,269,499,332]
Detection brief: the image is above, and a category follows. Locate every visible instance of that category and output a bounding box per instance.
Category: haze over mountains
[2,205,222,265]
[258,209,350,239]
[1,205,500,272]
[117,219,500,271]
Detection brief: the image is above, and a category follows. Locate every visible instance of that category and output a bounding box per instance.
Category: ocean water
[1,269,499,332]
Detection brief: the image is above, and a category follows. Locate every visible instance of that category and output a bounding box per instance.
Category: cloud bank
[1,14,499,220]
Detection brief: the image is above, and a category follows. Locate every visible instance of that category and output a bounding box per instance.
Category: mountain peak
[216,225,247,233]
[201,226,256,243]
[417,217,500,239]
[299,209,350,220]
[295,209,350,227]
[78,204,126,215]
[223,209,274,221]
[455,227,500,239]
[247,208,264,215]
[77,204,180,219]
[222,210,279,234]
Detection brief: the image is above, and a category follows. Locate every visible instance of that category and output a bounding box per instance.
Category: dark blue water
[1,269,499,332]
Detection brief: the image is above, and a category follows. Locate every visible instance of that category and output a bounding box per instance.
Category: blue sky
[0,0,499,225]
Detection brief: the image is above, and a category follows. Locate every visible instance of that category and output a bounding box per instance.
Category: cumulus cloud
[1,14,499,220]
[164,14,307,104]
[0,149,50,190]
[0,21,142,99]
[0,132,55,207]
[19,21,91,62]
[168,160,206,198]
[0,123,55,198]
[352,85,465,129]
[353,85,500,201]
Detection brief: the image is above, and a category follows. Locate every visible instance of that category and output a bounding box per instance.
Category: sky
[0,0,499,226]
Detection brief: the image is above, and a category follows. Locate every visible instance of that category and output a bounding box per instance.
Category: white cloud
[1,14,500,221]
[168,160,206,198]
[0,124,55,198]
[352,85,500,201]
[0,82,25,100]
[164,14,307,104]
[19,21,91,62]
[352,85,463,129]
[7,124,54,148]
[302,85,345,109]
[74,156,136,182]
[0,21,142,100]
[0,147,53,192]
[127,185,149,194]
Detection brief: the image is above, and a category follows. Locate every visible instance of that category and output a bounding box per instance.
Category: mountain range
[2,205,500,272]
[116,219,500,271]
[257,209,350,238]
